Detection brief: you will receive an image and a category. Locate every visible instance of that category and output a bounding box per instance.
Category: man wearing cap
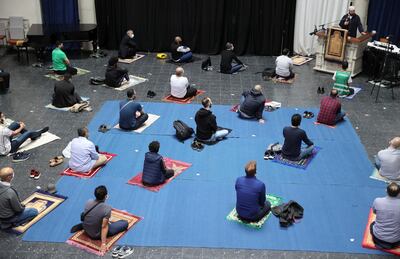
[0,167,38,229]
[105,56,130,88]
[339,6,367,38]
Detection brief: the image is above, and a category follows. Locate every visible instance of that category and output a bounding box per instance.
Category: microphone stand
[373,36,395,102]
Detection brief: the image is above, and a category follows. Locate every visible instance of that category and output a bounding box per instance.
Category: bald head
[254,85,262,92]
[175,67,184,76]
[0,167,14,182]
[330,89,338,97]
[390,137,400,149]
[349,6,355,15]
[175,36,182,43]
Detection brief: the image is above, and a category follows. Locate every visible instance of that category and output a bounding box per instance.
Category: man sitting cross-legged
[235,161,271,222]
[52,73,83,108]
[72,186,129,254]
[0,112,49,160]
[119,89,149,130]
[142,141,174,187]
[52,41,78,75]
[195,97,230,143]
[375,137,400,181]
[0,167,39,229]
[238,84,266,124]
[272,48,294,80]
[105,57,130,88]
[317,89,346,126]
[69,128,107,172]
[220,42,245,74]
[170,36,192,63]
[282,114,314,161]
[370,182,400,249]
[170,67,197,99]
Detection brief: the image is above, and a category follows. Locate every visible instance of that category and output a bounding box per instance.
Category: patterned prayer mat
[342,87,362,100]
[369,168,400,184]
[291,55,313,66]
[114,114,160,133]
[67,209,142,256]
[12,190,67,234]
[162,90,205,104]
[362,208,400,256]
[271,74,296,84]
[272,147,321,169]
[118,54,145,64]
[313,121,336,129]
[127,158,192,192]
[44,68,90,81]
[61,152,116,178]
[226,194,283,229]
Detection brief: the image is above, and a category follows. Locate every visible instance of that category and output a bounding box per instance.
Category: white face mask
[129,34,134,39]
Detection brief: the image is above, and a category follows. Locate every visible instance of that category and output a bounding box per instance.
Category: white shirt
[170,75,189,98]
[69,137,99,172]
[0,126,12,155]
[275,55,293,77]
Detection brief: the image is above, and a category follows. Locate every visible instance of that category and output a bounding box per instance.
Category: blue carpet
[23,101,386,254]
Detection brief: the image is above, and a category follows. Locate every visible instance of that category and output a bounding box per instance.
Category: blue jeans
[335,112,346,124]
[2,208,38,227]
[299,145,314,159]
[8,122,33,153]
[178,52,192,62]
[107,220,129,237]
[209,129,230,142]
[374,155,381,170]
[230,64,243,74]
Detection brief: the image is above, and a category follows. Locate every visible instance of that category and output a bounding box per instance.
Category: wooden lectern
[313,27,372,77]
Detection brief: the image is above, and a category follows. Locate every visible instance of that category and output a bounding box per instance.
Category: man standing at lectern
[339,6,367,38]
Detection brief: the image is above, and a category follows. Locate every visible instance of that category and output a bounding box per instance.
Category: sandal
[49,156,64,167]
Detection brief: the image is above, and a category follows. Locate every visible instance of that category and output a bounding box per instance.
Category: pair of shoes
[98,124,109,133]
[49,156,64,167]
[303,111,314,119]
[12,152,31,162]
[317,87,325,94]
[191,140,204,151]
[30,126,50,141]
[29,169,41,180]
[147,90,156,98]
[264,150,275,160]
[112,246,134,258]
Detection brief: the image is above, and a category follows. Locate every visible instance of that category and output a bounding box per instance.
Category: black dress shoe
[321,87,325,94]
[317,87,321,94]
[30,127,49,141]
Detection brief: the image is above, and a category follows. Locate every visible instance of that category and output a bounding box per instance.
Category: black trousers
[54,65,78,76]
[370,221,400,249]
[183,86,198,98]
[272,71,294,80]
[0,71,10,94]
[238,201,271,222]
[142,169,174,187]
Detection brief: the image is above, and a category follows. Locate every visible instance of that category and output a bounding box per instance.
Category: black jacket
[195,108,217,140]
[339,14,364,38]
[52,80,81,108]
[105,66,128,88]
[272,200,304,227]
[220,50,243,73]
[119,35,137,58]
[170,42,183,61]
[239,89,266,119]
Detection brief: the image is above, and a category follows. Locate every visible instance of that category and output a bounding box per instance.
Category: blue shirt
[68,137,99,172]
[119,100,142,130]
[235,176,266,219]
[282,126,313,160]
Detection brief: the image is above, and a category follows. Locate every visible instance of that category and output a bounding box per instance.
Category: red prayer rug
[61,152,116,178]
[162,90,205,104]
[67,209,142,256]
[313,121,336,129]
[362,208,400,256]
[127,158,192,192]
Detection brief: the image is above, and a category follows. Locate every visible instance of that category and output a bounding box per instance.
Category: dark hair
[63,73,71,81]
[291,114,302,127]
[201,97,211,108]
[127,89,135,98]
[225,42,233,50]
[387,182,400,197]
[330,89,338,97]
[94,185,108,200]
[282,48,290,55]
[77,127,87,137]
[55,41,63,47]
[108,56,119,67]
[245,161,257,177]
[148,141,160,153]
[342,61,349,70]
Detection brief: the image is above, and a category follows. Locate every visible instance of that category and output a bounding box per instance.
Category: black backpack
[173,120,194,142]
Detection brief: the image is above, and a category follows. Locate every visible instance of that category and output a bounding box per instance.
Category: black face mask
[209,104,212,108]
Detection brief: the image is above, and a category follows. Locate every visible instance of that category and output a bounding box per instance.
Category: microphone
[309,25,318,36]
[386,34,393,40]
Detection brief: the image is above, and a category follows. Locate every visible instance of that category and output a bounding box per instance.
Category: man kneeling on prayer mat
[282,114,314,161]
[0,167,38,229]
[332,61,354,97]
[73,186,129,254]
[119,89,149,130]
[370,182,400,249]
[105,57,130,88]
[375,137,400,181]
[170,67,197,99]
[52,73,83,108]
[238,85,266,124]
[69,128,107,172]
[272,48,294,80]
[317,89,346,126]
[142,141,174,186]
[119,29,137,59]
[235,161,271,222]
